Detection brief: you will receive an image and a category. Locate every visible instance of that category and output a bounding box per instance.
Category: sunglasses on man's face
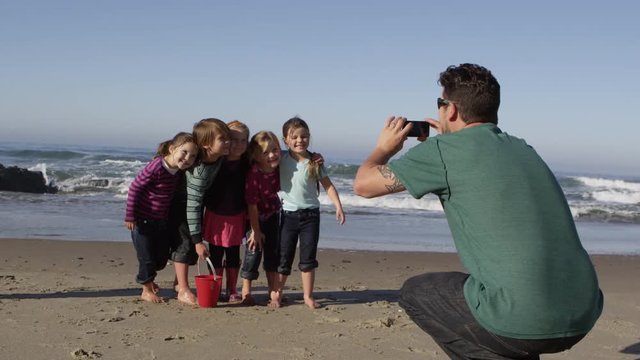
[437,97,451,109]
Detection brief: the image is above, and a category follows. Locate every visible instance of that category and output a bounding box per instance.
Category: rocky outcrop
[0,164,58,194]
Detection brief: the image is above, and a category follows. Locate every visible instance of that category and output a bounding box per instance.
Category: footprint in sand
[365,300,392,308]
[324,305,346,313]
[71,348,102,359]
[164,334,185,341]
[128,310,148,318]
[0,275,18,285]
[316,314,344,324]
[338,284,368,291]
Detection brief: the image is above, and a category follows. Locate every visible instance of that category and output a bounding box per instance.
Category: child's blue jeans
[240,213,279,280]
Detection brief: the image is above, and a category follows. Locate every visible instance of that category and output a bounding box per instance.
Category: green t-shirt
[389,123,603,339]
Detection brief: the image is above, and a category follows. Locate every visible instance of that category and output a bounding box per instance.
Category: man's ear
[446,102,458,123]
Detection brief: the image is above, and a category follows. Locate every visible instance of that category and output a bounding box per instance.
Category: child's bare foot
[141,290,164,303]
[172,277,179,293]
[228,293,242,304]
[304,297,321,310]
[267,290,282,309]
[177,288,198,306]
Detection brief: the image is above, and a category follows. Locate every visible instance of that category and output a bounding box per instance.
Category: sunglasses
[437,97,451,109]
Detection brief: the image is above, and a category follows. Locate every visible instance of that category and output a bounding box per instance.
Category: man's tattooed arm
[376,165,404,194]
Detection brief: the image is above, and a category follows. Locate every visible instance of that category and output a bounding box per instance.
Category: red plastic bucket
[195,274,222,308]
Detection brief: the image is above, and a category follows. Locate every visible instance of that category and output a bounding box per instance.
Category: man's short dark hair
[438,63,500,124]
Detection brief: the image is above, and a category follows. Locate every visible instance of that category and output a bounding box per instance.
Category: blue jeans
[399,272,586,360]
[278,208,320,275]
[131,219,171,284]
[240,213,279,280]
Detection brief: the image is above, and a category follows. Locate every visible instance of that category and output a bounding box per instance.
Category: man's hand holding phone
[405,120,430,138]
[375,116,411,156]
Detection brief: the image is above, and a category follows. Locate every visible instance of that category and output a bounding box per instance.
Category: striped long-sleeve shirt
[185,159,223,243]
[125,157,180,222]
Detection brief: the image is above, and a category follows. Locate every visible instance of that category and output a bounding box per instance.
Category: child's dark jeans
[131,218,171,284]
[278,208,320,275]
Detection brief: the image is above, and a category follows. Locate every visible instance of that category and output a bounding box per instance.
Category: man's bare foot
[177,288,198,306]
[140,290,164,303]
[304,297,321,309]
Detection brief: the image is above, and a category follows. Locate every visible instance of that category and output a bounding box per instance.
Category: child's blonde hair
[248,131,280,164]
[282,116,320,180]
[228,120,251,162]
[156,132,196,158]
[227,120,250,136]
[192,118,230,148]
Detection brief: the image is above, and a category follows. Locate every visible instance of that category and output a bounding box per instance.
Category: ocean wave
[0,149,87,160]
[92,154,151,163]
[27,163,52,186]
[573,176,640,192]
[571,206,640,224]
[57,175,131,194]
[326,164,359,178]
[320,192,444,212]
[591,190,640,204]
[569,176,640,205]
[4,142,639,225]
[101,159,146,167]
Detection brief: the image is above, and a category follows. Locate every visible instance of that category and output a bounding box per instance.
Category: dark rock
[87,179,109,187]
[0,163,58,194]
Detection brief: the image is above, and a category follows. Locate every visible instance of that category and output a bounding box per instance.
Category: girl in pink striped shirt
[125,132,198,303]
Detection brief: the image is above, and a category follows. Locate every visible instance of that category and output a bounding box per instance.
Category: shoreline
[1,238,639,359]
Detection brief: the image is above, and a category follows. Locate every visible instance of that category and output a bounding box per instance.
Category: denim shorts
[168,219,198,266]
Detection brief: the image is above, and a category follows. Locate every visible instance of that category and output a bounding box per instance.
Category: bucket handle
[197,257,221,281]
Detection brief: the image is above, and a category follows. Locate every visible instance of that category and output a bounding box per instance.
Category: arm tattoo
[376,165,403,193]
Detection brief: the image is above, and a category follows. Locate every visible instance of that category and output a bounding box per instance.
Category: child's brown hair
[282,116,319,180]
[156,132,196,158]
[193,118,230,148]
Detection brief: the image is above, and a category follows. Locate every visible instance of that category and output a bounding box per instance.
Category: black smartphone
[406,120,429,137]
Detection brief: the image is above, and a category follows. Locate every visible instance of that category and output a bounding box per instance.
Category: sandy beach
[0,238,638,360]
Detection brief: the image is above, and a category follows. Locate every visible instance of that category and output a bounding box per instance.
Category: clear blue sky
[1,1,639,176]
